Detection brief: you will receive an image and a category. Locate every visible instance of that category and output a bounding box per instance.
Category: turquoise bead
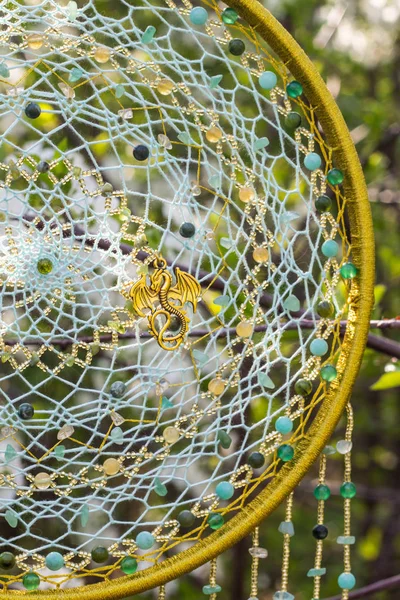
[322,240,339,257]
[307,567,326,577]
[221,8,238,24]
[23,573,40,590]
[190,7,208,25]
[121,556,138,574]
[203,584,222,595]
[304,153,322,171]
[273,592,294,600]
[259,71,277,90]
[320,364,337,382]
[277,444,294,462]
[327,168,344,185]
[310,338,329,356]
[141,26,156,44]
[275,416,293,434]
[136,531,155,550]
[338,572,356,590]
[45,552,65,571]
[337,535,356,545]
[208,513,224,530]
[340,262,358,279]
[286,81,303,98]
[278,521,295,536]
[216,481,234,500]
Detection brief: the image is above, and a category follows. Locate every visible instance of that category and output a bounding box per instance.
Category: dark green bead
[25,102,41,119]
[23,573,40,590]
[18,403,34,419]
[340,262,358,280]
[316,300,334,318]
[327,168,344,186]
[121,556,138,574]
[315,195,332,212]
[284,111,302,130]
[177,510,196,528]
[314,484,331,501]
[91,546,109,563]
[228,39,245,56]
[320,364,337,382]
[286,81,303,98]
[179,222,196,238]
[0,552,16,570]
[222,8,238,24]
[312,524,328,540]
[340,482,356,499]
[277,444,294,462]
[217,430,232,449]
[294,378,312,396]
[248,451,265,469]
[208,513,224,530]
[37,258,53,274]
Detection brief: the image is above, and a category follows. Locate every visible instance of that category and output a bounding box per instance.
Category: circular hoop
[2,1,374,597]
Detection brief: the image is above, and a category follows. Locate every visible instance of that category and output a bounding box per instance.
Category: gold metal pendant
[129,257,201,351]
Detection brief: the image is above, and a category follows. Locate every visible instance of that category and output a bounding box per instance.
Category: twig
[323,573,400,600]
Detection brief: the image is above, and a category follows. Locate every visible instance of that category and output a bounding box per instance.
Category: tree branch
[323,573,400,600]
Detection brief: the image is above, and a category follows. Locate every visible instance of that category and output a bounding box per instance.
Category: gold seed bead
[253,247,269,263]
[239,187,255,203]
[157,79,174,95]
[163,426,180,444]
[208,378,226,395]
[103,458,120,475]
[34,472,52,490]
[27,34,44,49]
[206,126,223,143]
[94,46,111,63]
[236,321,253,338]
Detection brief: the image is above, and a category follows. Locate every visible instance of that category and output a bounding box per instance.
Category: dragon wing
[169,268,201,311]
[129,274,158,317]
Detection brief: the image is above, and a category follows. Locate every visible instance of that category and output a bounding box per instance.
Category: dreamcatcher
[0,1,374,599]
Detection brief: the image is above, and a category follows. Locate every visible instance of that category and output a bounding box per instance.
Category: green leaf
[371,371,400,390]
[373,284,386,307]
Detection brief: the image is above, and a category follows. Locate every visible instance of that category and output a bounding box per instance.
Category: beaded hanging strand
[275,493,294,600]
[308,453,329,598]
[203,558,221,598]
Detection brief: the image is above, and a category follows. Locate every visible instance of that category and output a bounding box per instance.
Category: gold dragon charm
[129,257,201,351]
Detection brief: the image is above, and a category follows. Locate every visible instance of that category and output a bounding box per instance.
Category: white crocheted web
[0,0,350,591]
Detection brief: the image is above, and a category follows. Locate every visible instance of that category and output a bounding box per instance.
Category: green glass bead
[121,556,138,574]
[0,551,16,570]
[216,481,234,500]
[286,81,303,98]
[294,378,312,396]
[141,26,156,44]
[179,222,196,238]
[203,584,222,595]
[217,430,232,449]
[248,451,265,469]
[284,112,302,130]
[340,262,358,279]
[228,39,245,56]
[45,552,64,571]
[338,572,356,590]
[208,513,224,530]
[91,546,109,563]
[23,573,40,591]
[136,531,155,550]
[275,416,293,434]
[222,8,238,24]
[316,300,334,318]
[178,510,196,528]
[340,482,356,499]
[320,364,337,382]
[310,338,329,357]
[315,194,332,212]
[277,444,294,462]
[327,168,344,186]
[314,484,331,501]
[37,258,53,274]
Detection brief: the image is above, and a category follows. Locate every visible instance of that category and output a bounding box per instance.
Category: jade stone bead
[45,552,65,571]
[275,416,293,434]
[136,531,155,549]
[222,8,239,24]
[340,482,356,499]
[277,444,294,462]
[178,510,196,528]
[259,71,277,90]
[304,153,322,171]
[0,551,16,570]
[217,430,232,449]
[18,403,34,419]
[286,81,303,98]
[133,145,149,161]
[327,168,344,186]
[121,556,138,574]
[316,300,334,318]
[179,222,196,238]
[315,194,332,212]
[25,102,41,119]
[110,381,126,398]
[321,240,339,258]
[285,112,302,129]
[248,451,265,469]
[23,573,40,591]
[294,378,312,396]
[203,584,222,595]
[216,481,234,500]
[190,7,208,25]
[208,513,224,530]
[228,39,245,56]
[340,262,358,279]
[314,484,331,501]
[312,524,328,540]
[321,364,337,382]
[338,572,356,590]
[310,338,329,357]
[37,258,53,274]
[91,547,109,563]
